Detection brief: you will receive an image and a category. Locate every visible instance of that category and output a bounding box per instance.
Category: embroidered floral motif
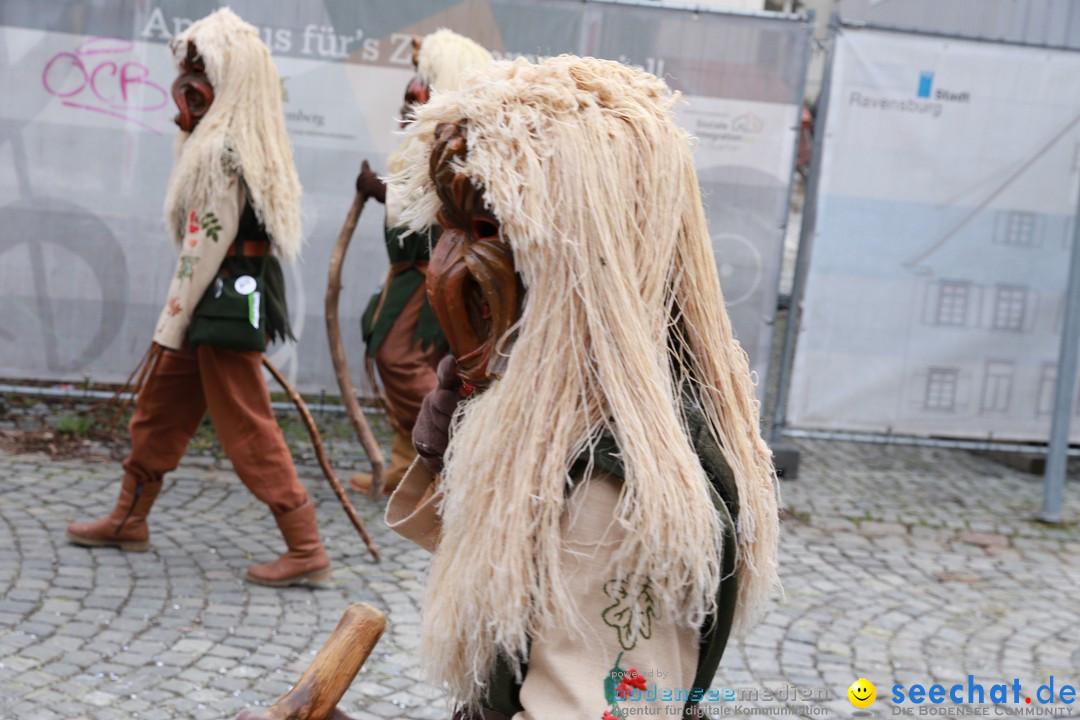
[177,255,198,280]
[602,579,656,651]
[616,668,648,699]
[188,210,199,234]
[166,297,182,316]
[602,652,627,718]
[200,211,223,242]
[602,653,652,718]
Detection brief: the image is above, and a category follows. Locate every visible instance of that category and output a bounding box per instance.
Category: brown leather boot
[66,476,161,552]
[246,499,331,587]
[349,429,417,494]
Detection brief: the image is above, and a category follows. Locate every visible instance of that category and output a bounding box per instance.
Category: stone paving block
[171,638,215,655]
[81,689,119,707]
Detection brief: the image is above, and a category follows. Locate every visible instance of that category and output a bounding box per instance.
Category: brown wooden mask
[426,122,522,389]
[399,75,430,129]
[171,41,214,132]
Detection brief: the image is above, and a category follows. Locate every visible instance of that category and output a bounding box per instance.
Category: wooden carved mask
[171,41,214,132]
[426,122,523,389]
[399,76,430,129]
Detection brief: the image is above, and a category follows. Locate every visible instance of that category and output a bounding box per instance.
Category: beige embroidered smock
[386,463,701,719]
[153,179,244,350]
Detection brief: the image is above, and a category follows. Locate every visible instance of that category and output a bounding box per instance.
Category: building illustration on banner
[905,208,1072,422]
[788,28,1080,442]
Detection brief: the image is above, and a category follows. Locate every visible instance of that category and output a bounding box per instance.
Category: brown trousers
[374,284,442,433]
[124,344,308,515]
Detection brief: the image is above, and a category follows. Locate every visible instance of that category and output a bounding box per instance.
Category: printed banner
[788,26,1080,440]
[0,0,808,394]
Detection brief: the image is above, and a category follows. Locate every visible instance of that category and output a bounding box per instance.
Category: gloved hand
[355,160,386,204]
[412,355,463,474]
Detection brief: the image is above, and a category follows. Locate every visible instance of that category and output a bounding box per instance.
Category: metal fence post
[770,12,839,447]
[1039,181,1080,523]
[764,6,814,426]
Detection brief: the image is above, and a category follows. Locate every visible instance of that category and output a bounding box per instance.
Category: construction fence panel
[0,0,809,393]
[787,23,1080,442]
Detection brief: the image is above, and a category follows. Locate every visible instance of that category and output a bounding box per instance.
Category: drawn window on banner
[980,361,1014,415]
[1037,364,1057,416]
[925,368,960,412]
[994,210,1041,247]
[991,285,1028,332]
[935,281,970,327]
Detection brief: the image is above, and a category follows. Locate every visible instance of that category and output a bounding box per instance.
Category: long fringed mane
[416,28,493,93]
[163,8,302,261]
[385,29,492,227]
[395,56,779,708]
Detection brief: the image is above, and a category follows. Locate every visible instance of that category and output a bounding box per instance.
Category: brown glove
[412,355,463,474]
[355,160,386,204]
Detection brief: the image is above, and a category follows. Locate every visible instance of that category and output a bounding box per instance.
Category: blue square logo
[917,71,934,98]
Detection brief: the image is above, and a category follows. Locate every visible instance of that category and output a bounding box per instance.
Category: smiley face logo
[848,678,876,708]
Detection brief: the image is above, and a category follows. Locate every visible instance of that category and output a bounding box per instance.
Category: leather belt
[226,239,270,258]
[388,260,428,277]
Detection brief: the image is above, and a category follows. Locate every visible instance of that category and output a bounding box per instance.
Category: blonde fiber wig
[163,8,302,261]
[416,28,494,93]
[396,56,779,708]
[385,29,493,226]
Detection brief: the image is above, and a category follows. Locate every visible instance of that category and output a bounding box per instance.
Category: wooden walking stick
[234,603,386,720]
[326,183,387,499]
[263,357,380,563]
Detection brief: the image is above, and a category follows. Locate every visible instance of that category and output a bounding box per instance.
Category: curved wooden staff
[263,357,381,563]
[235,602,386,720]
[326,189,387,499]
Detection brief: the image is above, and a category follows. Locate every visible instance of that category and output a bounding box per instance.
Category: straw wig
[163,8,302,261]
[395,55,780,708]
[416,28,494,93]
[385,28,493,226]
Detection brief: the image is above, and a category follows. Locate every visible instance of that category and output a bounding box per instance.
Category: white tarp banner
[788,26,1080,441]
[0,0,808,394]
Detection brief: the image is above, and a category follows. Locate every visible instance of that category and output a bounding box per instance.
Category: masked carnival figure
[385,56,782,718]
[349,29,493,496]
[66,8,331,587]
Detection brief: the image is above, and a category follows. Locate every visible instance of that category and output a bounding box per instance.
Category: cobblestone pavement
[1,432,1079,719]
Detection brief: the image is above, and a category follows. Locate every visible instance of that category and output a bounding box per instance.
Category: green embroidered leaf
[200,211,223,242]
[604,675,617,705]
[177,255,199,280]
[603,652,625,705]
[602,579,656,651]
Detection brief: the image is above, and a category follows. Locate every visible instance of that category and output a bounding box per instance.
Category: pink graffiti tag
[42,36,169,135]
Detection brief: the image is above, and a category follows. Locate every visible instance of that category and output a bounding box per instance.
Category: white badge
[234,275,257,295]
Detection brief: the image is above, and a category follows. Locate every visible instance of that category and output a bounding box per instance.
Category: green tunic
[361,224,447,357]
[192,200,294,346]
